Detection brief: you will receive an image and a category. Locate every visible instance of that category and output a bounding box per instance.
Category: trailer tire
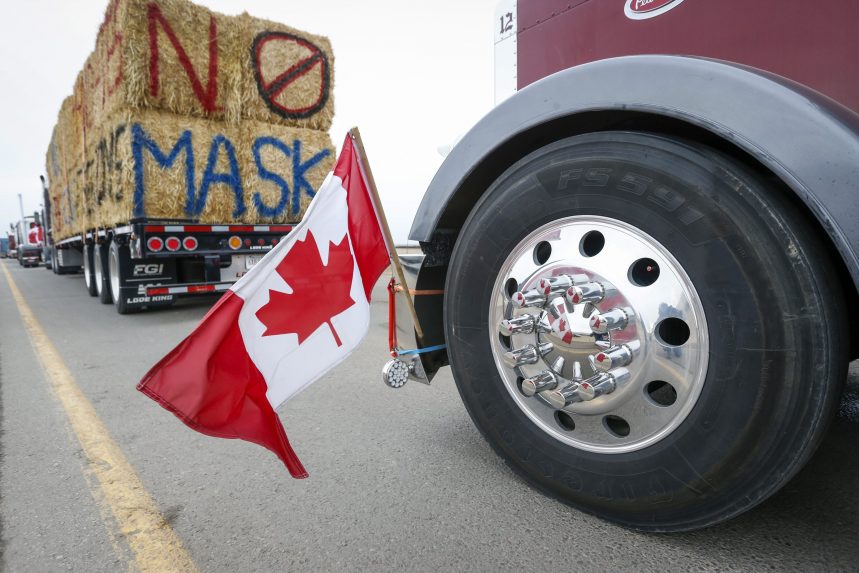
[94,241,112,304]
[108,241,134,314]
[445,131,848,531]
[83,244,98,296]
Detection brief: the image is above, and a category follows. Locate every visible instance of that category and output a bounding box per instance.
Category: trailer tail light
[182,236,199,251]
[272,238,279,246]
[165,236,181,252]
[228,235,242,250]
[244,238,252,247]
[257,238,266,246]
[147,237,164,252]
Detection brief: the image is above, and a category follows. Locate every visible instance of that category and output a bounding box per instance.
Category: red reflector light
[244,238,251,247]
[147,237,164,252]
[165,237,181,252]
[182,236,199,251]
[257,238,265,246]
[272,238,279,246]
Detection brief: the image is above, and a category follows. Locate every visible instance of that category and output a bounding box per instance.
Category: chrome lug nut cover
[490,216,709,454]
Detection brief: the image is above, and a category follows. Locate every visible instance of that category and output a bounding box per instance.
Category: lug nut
[543,368,630,408]
[592,344,633,372]
[571,360,583,382]
[502,342,553,368]
[589,307,630,334]
[538,274,588,296]
[550,356,566,376]
[511,289,547,309]
[521,370,558,396]
[542,381,597,408]
[565,282,605,305]
[498,314,536,336]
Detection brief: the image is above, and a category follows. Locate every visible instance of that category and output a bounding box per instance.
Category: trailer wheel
[445,132,848,532]
[83,245,98,297]
[93,241,112,304]
[108,241,133,314]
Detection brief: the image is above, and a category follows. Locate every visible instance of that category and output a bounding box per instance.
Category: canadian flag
[138,133,390,478]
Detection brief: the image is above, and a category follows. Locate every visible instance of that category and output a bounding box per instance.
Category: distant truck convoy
[13,217,43,268]
[384,0,859,532]
[44,0,335,314]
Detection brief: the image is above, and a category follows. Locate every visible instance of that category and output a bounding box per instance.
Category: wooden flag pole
[349,127,425,340]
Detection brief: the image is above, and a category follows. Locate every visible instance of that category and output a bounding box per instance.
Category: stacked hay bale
[46,0,336,241]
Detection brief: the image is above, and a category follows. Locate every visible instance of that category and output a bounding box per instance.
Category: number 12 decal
[499,12,513,34]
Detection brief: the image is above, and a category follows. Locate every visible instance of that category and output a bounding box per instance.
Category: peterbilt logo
[624,0,685,20]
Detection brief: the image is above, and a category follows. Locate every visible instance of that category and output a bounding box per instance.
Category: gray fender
[410,55,859,287]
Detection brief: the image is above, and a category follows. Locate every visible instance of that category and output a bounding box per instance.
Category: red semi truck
[385,0,859,531]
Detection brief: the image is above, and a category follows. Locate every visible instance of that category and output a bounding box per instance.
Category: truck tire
[108,240,134,314]
[83,244,98,297]
[93,241,113,304]
[445,132,848,532]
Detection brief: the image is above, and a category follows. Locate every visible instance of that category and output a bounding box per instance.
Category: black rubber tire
[83,244,98,296]
[109,241,133,315]
[445,132,848,532]
[94,241,113,304]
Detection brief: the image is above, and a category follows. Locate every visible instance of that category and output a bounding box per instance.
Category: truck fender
[409,55,859,291]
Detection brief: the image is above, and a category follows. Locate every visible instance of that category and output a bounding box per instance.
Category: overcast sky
[0,0,499,243]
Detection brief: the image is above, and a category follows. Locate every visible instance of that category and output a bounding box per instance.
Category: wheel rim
[489,216,709,454]
[84,246,92,289]
[94,246,103,294]
[109,246,120,303]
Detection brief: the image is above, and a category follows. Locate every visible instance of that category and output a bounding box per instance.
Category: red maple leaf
[255,230,355,346]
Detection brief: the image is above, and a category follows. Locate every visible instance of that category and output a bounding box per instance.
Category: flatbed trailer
[53,220,292,314]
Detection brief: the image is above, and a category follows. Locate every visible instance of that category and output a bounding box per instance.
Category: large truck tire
[83,244,98,297]
[93,241,113,304]
[444,132,848,532]
[108,240,134,314]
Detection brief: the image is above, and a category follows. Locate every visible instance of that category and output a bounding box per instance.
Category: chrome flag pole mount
[348,127,424,340]
[347,129,445,389]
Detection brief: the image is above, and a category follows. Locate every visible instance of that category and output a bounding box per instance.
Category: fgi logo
[624,0,686,20]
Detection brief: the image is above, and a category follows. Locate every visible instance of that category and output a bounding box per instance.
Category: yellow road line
[1,262,199,573]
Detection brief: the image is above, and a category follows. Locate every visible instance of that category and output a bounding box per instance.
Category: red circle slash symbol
[252,31,330,120]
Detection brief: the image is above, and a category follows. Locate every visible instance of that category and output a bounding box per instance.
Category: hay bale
[237,119,334,223]
[81,0,244,126]
[90,109,334,228]
[238,14,334,131]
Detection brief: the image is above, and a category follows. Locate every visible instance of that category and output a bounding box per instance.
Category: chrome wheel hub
[490,216,709,453]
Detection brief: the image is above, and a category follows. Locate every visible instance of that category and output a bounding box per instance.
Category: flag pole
[349,127,425,340]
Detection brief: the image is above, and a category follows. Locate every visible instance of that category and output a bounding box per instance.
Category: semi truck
[384,0,859,531]
[13,217,43,267]
[44,0,335,314]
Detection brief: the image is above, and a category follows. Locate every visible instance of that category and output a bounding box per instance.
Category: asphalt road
[1,258,858,572]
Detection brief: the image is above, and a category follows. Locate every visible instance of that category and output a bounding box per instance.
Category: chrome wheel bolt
[589,307,630,334]
[511,289,547,309]
[565,282,605,305]
[498,314,536,336]
[542,381,597,408]
[521,370,558,396]
[538,274,588,296]
[592,344,633,372]
[543,368,630,408]
[571,360,583,381]
[502,342,553,368]
[550,356,566,376]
